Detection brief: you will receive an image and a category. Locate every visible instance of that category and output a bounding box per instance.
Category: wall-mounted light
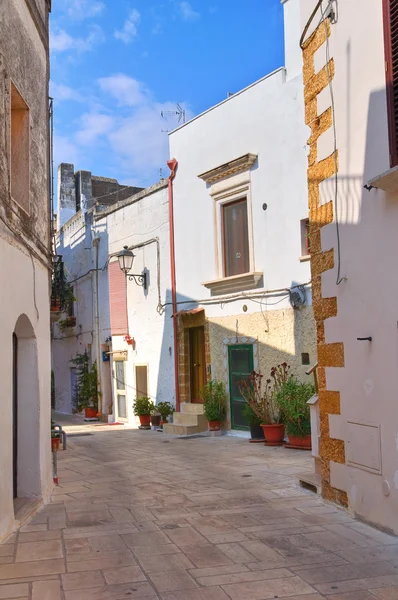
[117,246,147,289]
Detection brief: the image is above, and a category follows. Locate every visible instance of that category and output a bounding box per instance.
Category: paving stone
[161,588,231,600]
[15,540,63,562]
[164,526,208,547]
[62,570,104,590]
[31,579,62,599]
[197,567,294,586]
[0,583,29,598]
[63,582,158,599]
[180,544,234,568]
[221,575,317,599]
[18,531,61,543]
[102,565,147,585]
[324,593,377,599]
[149,569,198,592]
[296,562,398,584]
[137,552,195,572]
[316,574,398,595]
[370,587,398,598]
[0,559,65,580]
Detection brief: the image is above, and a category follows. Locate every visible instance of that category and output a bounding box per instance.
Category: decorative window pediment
[198,153,257,184]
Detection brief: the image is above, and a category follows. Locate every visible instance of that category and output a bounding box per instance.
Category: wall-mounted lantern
[117,246,147,290]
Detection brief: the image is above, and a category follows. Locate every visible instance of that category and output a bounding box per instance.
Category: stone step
[163,423,203,435]
[181,403,204,415]
[173,413,208,427]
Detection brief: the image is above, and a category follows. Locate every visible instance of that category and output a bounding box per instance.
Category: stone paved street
[1,426,398,599]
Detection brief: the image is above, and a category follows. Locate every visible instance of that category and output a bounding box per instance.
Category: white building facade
[0,0,53,542]
[166,0,317,433]
[300,0,398,532]
[52,178,175,424]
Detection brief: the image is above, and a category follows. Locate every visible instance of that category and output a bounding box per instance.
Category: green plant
[52,260,76,312]
[71,351,99,413]
[134,397,154,416]
[238,363,291,424]
[58,316,76,333]
[200,380,227,423]
[243,403,262,426]
[275,378,315,437]
[156,401,173,420]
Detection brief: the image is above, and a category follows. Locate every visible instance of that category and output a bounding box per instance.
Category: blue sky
[50,0,284,188]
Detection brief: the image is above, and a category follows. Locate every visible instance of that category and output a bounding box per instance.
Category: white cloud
[98,74,149,107]
[69,74,193,185]
[178,1,200,21]
[61,0,105,20]
[75,113,114,145]
[53,133,82,167]
[51,25,105,52]
[50,82,82,102]
[114,9,141,44]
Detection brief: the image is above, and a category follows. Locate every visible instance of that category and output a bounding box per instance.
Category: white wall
[95,182,175,423]
[0,230,52,541]
[300,0,398,532]
[169,45,311,319]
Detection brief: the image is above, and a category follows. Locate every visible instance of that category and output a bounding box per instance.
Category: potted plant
[243,403,265,441]
[200,380,227,431]
[150,406,161,427]
[157,401,173,425]
[239,364,291,445]
[275,378,315,449]
[71,351,99,418]
[134,397,154,426]
[58,316,77,333]
[51,259,75,313]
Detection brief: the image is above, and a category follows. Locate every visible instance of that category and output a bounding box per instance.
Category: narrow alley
[1,429,398,599]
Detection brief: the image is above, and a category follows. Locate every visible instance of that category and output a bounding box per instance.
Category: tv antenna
[161,103,186,133]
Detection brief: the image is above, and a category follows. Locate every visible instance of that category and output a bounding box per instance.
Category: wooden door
[228,344,254,429]
[189,327,206,403]
[12,333,18,499]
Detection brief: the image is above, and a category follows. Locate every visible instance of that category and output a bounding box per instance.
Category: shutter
[383,0,398,166]
[109,261,128,335]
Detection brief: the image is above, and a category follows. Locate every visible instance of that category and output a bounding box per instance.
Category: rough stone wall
[0,0,50,264]
[302,21,347,506]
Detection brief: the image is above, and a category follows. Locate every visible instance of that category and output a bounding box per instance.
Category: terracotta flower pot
[85,407,98,419]
[160,419,168,425]
[51,438,60,452]
[261,423,285,445]
[151,415,161,427]
[51,299,61,312]
[287,434,312,449]
[139,414,151,426]
[208,420,221,431]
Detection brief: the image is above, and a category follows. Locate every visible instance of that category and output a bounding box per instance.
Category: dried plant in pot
[275,378,315,449]
[150,406,161,427]
[134,397,154,427]
[239,364,291,446]
[200,380,227,431]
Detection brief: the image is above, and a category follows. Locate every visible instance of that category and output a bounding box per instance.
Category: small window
[301,353,310,366]
[10,83,29,213]
[301,218,311,256]
[222,199,250,277]
[135,365,148,399]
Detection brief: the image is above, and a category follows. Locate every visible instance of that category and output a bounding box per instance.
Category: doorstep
[13,497,43,529]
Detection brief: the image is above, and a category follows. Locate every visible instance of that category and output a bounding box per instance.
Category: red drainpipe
[167,158,180,412]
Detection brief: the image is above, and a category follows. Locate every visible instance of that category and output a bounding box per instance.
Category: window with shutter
[222,198,250,277]
[383,0,398,166]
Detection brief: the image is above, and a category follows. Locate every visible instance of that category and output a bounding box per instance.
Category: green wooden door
[228,344,254,429]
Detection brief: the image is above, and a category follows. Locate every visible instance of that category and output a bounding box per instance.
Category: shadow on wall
[308,83,398,523]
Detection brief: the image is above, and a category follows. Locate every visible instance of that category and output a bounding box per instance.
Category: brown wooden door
[189,326,206,403]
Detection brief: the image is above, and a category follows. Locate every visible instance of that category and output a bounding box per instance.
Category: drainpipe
[92,236,102,416]
[167,158,180,412]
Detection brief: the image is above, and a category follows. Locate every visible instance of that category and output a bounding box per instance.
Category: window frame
[114,359,128,421]
[300,218,311,257]
[10,81,30,214]
[383,0,398,167]
[213,182,255,280]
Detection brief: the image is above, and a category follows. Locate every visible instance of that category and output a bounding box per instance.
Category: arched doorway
[12,315,41,505]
